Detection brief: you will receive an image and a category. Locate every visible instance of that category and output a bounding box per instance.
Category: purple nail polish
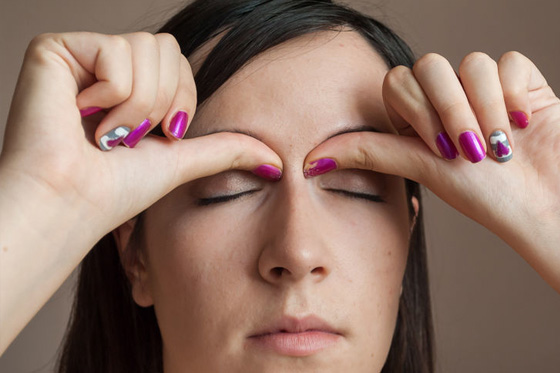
[122,118,151,148]
[436,132,459,160]
[304,158,338,178]
[459,131,486,163]
[510,111,529,128]
[80,107,103,117]
[252,164,282,181]
[169,111,188,139]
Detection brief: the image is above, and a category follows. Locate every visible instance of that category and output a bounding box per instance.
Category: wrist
[498,206,560,293]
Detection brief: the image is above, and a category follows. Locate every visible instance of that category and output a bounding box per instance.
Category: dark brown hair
[57,1,433,371]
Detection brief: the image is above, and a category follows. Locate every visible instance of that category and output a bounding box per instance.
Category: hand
[0,31,284,354]
[303,51,560,291]
[0,31,283,242]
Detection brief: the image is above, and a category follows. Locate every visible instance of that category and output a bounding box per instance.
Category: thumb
[103,131,283,221]
[302,132,439,184]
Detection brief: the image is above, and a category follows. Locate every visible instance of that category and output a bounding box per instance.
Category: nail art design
[122,119,151,148]
[252,164,283,181]
[303,158,338,178]
[489,131,513,162]
[99,126,131,151]
[169,111,188,139]
[459,131,486,163]
[510,111,529,129]
[436,132,459,160]
[80,107,103,117]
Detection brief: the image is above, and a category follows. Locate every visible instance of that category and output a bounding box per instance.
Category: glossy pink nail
[458,131,486,163]
[252,165,282,181]
[510,111,529,128]
[80,107,103,117]
[169,111,188,139]
[436,131,459,160]
[122,119,151,148]
[304,158,338,178]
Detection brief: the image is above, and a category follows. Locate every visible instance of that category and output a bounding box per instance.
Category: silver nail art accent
[99,126,131,151]
[489,130,513,162]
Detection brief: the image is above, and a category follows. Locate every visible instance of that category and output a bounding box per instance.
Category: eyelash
[197,190,257,206]
[326,189,385,203]
[197,189,384,206]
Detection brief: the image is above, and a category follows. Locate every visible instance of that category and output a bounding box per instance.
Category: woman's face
[131,31,413,372]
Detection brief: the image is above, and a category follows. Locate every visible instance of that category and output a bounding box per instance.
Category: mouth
[247,315,343,357]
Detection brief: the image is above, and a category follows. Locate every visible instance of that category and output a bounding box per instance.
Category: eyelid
[326,189,385,203]
[197,189,260,206]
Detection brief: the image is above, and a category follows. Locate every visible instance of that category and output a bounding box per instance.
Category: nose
[257,178,331,285]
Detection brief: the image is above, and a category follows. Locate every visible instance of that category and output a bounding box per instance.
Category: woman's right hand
[1,31,283,242]
[0,32,282,354]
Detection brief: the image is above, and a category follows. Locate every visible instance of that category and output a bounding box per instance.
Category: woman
[0,0,558,371]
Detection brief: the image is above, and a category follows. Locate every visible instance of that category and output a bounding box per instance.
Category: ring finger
[459,52,513,162]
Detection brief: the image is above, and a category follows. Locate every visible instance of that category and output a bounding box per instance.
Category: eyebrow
[201,124,380,143]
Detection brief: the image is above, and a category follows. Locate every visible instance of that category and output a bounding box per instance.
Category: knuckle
[128,93,156,113]
[26,33,60,60]
[28,32,56,48]
[384,65,412,89]
[108,34,131,53]
[413,53,448,73]
[154,89,174,112]
[133,31,158,47]
[459,52,496,74]
[354,133,377,170]
[498,50,524,65]
[111,80,132,102]
[155,33,181,53]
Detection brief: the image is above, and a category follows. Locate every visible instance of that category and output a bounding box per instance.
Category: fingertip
[98,126,132,151]
[252,164,283,181]
[167,110,189,140]
[509,110,530,129]
[122,118,152,148]
[80,106,103,117]
[303,158,338,178]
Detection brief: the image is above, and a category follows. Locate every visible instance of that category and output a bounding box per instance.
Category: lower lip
[248,331,341,356]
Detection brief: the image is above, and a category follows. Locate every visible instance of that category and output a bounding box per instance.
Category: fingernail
[303,158,338,178]
[99,126,131,151]
[252,164,282,181]
[459,131,486,163]
[489,130,513,163]
[436,131,459,160]
[169,111,188,139]
[510,111,529,128]
[122,119,151,148]
[80,107,103,117]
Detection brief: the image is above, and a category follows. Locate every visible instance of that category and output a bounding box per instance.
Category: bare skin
[0,28,559,371]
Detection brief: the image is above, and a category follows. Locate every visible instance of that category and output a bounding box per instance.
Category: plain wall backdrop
[1,0,560,372]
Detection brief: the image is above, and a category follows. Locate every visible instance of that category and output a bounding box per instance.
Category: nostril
[271,267,284,277]
[311,266,326,275]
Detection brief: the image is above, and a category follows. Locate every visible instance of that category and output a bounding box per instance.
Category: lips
[247,315,342,356]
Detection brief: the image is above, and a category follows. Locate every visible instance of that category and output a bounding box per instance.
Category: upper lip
[248,315,342,337]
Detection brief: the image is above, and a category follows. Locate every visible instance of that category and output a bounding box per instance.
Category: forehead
[187,30,392,159]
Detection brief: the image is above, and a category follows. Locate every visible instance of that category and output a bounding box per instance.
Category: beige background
[1,0,560,371]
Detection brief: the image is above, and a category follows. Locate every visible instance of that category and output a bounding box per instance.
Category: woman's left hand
[303,51,560,292]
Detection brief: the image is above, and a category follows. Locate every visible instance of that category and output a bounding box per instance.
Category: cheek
[142,202,261,360]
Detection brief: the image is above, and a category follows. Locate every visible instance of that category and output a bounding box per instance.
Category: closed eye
[197,190,259,206]
[327,189,385,203]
